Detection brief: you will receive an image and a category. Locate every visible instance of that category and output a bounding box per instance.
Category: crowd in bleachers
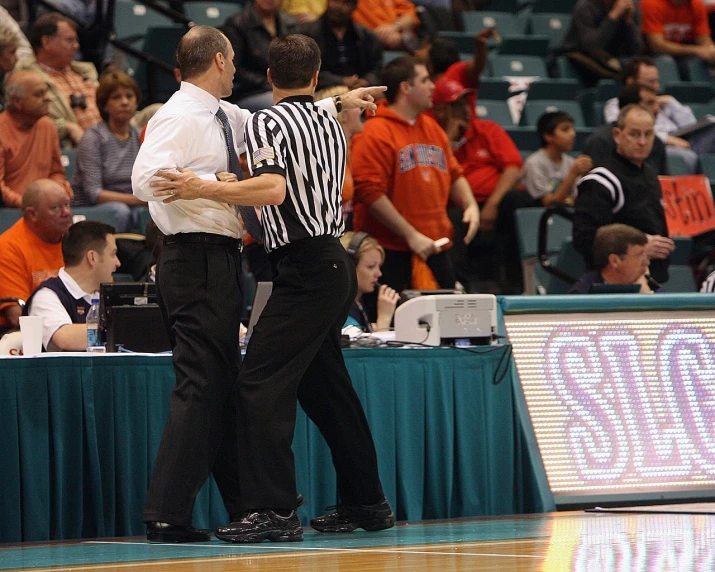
[2,0,715,345]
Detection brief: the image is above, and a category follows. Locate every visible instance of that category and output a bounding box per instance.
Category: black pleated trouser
[142,234,244,525]
[236,235,385,511]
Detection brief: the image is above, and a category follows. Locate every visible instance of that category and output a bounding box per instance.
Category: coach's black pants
[143,236,243,525]
[236,235,385,510]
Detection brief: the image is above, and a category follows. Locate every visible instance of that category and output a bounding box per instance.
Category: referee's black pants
[143,237,243,526]
[236,235,385,511]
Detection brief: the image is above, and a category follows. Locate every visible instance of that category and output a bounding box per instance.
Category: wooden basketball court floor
[3,510,715,571]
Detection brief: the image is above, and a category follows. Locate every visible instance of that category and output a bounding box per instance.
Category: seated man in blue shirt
[24,220,119,351]
[569,223,659,294]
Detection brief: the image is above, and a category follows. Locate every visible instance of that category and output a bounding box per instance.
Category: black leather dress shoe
[310,498,396,532]
[146,521,211,543]
[215,510,303,543]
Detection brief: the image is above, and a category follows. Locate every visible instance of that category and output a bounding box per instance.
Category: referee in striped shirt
[153,35,394,543]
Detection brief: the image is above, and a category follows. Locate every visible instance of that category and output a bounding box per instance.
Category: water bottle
[86,297,105,353]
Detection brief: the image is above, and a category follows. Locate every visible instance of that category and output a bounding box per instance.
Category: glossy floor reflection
[2,511,715,571]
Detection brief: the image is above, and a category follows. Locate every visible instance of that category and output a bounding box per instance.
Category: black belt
[165,232,243,251]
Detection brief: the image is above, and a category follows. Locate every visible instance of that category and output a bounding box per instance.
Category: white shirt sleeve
[132,112,192,201]
[28,288,74,350]
[315,96,338,117]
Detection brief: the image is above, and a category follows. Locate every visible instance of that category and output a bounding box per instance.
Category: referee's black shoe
[146,522,211,543]
[229,493,303,522]
[215,510,303,543]
[310,498,395,532]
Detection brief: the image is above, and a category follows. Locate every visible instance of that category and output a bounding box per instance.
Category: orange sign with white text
[660,175,715,237]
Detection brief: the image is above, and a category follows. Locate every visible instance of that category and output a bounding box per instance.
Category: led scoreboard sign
[504,311,715,506]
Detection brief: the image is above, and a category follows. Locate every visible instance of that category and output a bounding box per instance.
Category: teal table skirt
[0,346,540,543]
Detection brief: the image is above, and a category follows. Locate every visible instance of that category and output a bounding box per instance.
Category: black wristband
[334,95,342,113]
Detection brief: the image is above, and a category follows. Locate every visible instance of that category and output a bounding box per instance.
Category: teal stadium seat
[135,26,186,103]
[60,149,77,183]
[183,1,240,25]
[497,35,550,57]
[138,207,153,234]
[475,99,515,125]
[666,153,693,176]
[527,79,580,100]
[530,0,576,13]
[72,206,121,229]
[382,50,404,65]
[520,100,585,127]
[478,78,511,100]
[699,153,715,184]
[0,209,22,233]
[113,0,178,44]
[505,126,541,150]
[462,11,524,46]
[661,266,697,293]
[683,58,715,83]
[437,31,474,54]
[664,82,715,104]
[528,13,571,52]
[688,102,715,120]
[490,54,547,79]
[654,56,681,87]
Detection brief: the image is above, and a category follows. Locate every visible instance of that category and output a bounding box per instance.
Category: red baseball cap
[432,77,475,106]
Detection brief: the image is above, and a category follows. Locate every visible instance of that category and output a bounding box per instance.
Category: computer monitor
[99,282,170,352]
[589,283,641,294]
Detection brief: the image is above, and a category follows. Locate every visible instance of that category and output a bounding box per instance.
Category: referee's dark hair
[176,25,230,81]
[62,221,116,267]
[382,55,423,104]
[268,34,321,89]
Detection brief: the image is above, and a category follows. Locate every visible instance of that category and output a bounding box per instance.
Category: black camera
[70,94,87,110]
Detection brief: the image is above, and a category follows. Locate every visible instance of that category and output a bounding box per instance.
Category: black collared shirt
[574,150,670,283]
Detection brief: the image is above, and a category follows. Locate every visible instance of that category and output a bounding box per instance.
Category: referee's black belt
[165,232,243,251]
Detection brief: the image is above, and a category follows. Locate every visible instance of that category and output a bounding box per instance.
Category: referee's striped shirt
[244,95,346,252]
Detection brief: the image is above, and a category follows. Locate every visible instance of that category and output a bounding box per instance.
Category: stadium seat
[541,238,585,294]
[497,35,550,57]
[478,78,511,100]
[527,79,580,100]
[688,102,715,120]
[0,209,22,233]
[490,54,547,79]
[664,82,715,104]
[654,56,681,87]
[475,99,515,125]
[113,0,178,44]
[382,50,404,65]
[682,58,715,83]
[437,31,475,54]
[528,13,571,52]
[183,1,240,25]
[505,126,541,150]
[71,207,121,229]
[137,207,153,235]
[553,56,586,85]
[61,149,77,183]
[520,100,585,127]
[462,11,525,40]
[530,0,576,13]
[515,206,575,294]
[135,26,185,103]
[666,152,693,176]
[593,79,620,101]
[671,236,693,266]
[661,266,697,293]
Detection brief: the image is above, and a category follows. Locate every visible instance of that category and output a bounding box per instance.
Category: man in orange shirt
[352,0,419,50]
[0,178,71,331]
[15,12,101,148]
[0,70,70,208]
[352,55,479,293]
